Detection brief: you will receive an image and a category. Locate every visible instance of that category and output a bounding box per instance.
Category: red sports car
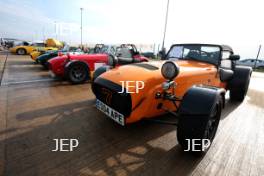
[48,44,148,84]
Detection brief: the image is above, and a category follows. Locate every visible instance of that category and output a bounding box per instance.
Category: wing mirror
[159,50,167,60]
[229,55,240,61]
[161,53,166,60]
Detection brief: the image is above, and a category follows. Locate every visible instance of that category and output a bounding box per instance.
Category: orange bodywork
[99,60,227,124]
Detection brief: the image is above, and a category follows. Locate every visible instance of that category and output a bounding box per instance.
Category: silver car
[237,59,264,69]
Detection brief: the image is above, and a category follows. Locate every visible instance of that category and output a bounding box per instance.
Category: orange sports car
[92,43,252,154]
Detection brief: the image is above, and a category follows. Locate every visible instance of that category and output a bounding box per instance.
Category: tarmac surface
[0,52,264,176]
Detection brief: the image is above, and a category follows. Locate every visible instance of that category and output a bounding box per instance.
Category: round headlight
[161,61,180,80]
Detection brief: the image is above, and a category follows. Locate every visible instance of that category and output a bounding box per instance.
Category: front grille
[92,78,132,117]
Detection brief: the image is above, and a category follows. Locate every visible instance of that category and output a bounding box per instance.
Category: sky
[0,0,264,59]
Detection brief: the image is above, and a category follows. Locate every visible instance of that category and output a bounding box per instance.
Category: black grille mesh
[92,78,132,117]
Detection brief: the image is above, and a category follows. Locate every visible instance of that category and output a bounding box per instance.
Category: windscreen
[167,45,221,65]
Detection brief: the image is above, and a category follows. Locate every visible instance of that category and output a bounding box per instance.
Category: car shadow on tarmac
[7,60,37,66]
[247,89,264,108]
[1,95,243,176]
[220,97,242,120]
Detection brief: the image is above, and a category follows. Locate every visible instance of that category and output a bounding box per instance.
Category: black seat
[186,50,200,59]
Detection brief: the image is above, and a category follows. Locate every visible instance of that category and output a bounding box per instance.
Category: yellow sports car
[9,38,63,55]
[10,42,57,55]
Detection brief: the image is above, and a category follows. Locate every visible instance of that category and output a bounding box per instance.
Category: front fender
[178,86,225,116]
[93,65,113,82]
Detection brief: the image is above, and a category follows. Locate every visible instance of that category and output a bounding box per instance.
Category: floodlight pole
[80,8,84,47]
[254,45,262,69]
[161,0,170,51]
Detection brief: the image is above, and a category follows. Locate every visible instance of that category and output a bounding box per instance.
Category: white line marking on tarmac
[1,78,56,86]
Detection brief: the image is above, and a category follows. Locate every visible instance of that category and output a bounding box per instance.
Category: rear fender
[65,60,89,70]
[65,60,90,77]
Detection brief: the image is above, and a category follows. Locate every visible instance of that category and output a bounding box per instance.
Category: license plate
[49,70,55,78]
[96,99,125,126]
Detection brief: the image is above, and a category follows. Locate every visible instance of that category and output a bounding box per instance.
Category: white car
[237,59,264,69]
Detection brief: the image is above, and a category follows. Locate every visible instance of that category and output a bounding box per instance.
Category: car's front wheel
[16,48,26,55]
[177,86,223,155]
[66,61,89,84]
[43,62,50,70]
[178,99,222,155]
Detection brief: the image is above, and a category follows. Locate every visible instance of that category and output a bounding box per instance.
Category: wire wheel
[67,62,89,84]
[203,101,221,143]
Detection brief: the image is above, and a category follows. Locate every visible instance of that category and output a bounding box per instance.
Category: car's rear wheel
[16,48,26,55]
[66,62,89,84]
[229,66,252,102]
[229,78,250,101]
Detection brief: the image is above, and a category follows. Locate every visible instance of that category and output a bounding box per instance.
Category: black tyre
[40,58,50,69]
[177,87,223,154]
[66,61,89,84]
[16,48,26,55]
[229,80,250,101]
[43,62,50,70]
[42,62,49,70]
[229,66,252,102]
